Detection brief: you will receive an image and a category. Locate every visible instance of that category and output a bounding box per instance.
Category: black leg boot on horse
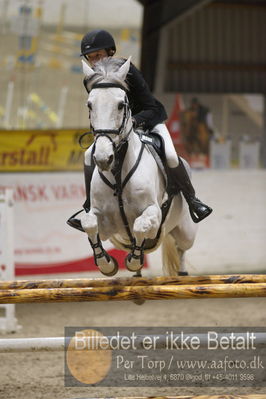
[169,157,212,223]
[67,164,95,231]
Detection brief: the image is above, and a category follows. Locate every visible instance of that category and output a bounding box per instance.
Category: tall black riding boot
[169,158,212,223]
[66,164,95,232]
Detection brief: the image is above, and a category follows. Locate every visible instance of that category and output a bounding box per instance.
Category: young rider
[67,29,212,231]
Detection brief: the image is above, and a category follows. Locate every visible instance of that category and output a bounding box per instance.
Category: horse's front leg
[126,204,161,272]
[81,211,118,276]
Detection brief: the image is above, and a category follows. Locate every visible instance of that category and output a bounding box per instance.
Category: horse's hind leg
[81,211,118,276]
[170,221,197,276]
[177,248,187,275]
[125,204,161,272]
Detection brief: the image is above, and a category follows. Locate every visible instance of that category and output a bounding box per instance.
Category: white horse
[79,57,197,277]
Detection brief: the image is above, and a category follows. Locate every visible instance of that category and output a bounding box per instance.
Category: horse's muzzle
[93,154,114,171]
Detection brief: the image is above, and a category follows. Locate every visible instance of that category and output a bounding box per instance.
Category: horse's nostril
[108,155,114,165]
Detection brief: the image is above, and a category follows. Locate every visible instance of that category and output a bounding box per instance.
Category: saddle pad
[138,131,166,161]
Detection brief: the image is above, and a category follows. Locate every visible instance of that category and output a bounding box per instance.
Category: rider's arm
[127,63,168,130]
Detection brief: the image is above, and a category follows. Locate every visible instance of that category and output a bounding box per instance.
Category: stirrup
[66,209,85,232]
[188,198,212,223]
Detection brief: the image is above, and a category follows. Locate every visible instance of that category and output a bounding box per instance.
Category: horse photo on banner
[167,95,214,169]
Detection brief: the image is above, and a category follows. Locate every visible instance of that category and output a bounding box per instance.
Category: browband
[91,82,127,91]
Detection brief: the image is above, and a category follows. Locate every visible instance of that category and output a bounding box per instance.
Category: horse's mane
[84,57,129,92]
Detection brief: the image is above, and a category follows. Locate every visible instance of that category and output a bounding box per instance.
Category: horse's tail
[161,233,180,276]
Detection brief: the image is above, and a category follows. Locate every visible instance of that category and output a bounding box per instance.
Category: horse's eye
[118,101,124,110]
[87,101,92,110]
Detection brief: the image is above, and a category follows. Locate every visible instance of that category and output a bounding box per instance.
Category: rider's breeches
[152,123,179,168]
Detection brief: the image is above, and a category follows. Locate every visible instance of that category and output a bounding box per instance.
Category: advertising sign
[0,129,92,172]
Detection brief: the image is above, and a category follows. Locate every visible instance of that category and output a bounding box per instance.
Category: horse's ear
[82,59,95,78]
[117,56,131,81]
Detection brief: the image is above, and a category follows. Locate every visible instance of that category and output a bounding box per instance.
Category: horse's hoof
[125,255,143,272]
[133,271,142,278]
[98,256,118,277]
[178,271,188,276]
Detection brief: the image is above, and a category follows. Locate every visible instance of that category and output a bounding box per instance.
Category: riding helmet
[80,29,116,57]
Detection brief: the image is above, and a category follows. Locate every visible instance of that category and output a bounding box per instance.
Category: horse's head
[82,57,132,171]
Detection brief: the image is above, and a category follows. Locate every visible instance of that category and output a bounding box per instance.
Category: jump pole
[1,274,266,290]
[50,396,265,399]
[0,283,266,304]
[0,337,66,352]
[1,332,266,353]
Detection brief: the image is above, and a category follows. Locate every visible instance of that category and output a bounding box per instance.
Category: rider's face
[85,49,108,66]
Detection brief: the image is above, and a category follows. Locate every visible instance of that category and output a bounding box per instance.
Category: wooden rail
[1,274,266,290]
[0,283,266,304]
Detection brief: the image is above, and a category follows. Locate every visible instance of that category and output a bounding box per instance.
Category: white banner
[0,173,136,275]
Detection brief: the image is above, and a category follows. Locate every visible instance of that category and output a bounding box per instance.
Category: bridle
[79,82,133,156]
[89,82,132,145]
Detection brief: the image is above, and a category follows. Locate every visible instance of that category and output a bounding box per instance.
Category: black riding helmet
[80,29,116,57]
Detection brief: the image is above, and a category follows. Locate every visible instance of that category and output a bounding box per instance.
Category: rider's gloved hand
[132,117,146,134]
